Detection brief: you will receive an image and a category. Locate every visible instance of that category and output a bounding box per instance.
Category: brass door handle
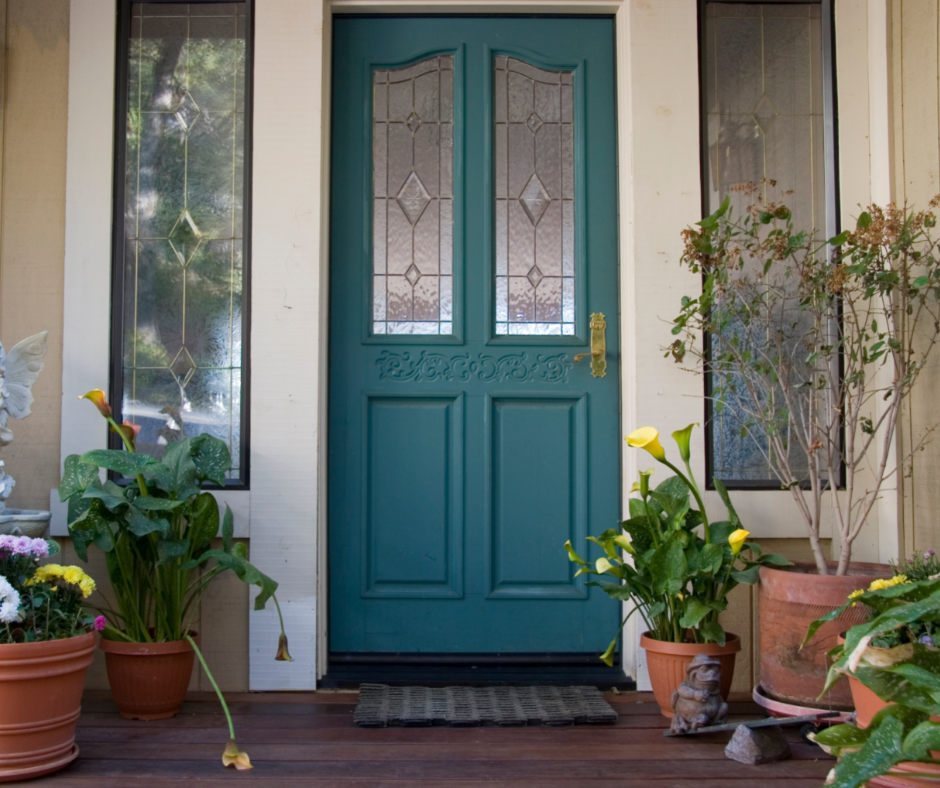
[573,312,607,378]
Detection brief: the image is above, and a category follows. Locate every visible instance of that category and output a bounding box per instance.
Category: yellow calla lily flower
[599,637,617,667]
[596,557,614,574]
[728,529,750,555]
[79,389,112,419]
[626,427,666,461]
[612,534,634,554]
[222,739,252,770]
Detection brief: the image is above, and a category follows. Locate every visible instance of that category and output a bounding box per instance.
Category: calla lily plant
[60,389,294,769]
[566,424,790,663]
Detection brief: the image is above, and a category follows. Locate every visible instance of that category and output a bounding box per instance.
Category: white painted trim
[56,0,117,537]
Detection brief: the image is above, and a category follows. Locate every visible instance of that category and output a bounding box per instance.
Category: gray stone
[725,724,792,765]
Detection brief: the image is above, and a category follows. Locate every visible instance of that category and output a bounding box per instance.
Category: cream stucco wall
[891,0,940,558]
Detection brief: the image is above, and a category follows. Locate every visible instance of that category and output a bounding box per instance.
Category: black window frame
[110,0,254,489]
[697,0,842,491]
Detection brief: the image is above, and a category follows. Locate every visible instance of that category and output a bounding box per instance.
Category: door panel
[330,16,618,655]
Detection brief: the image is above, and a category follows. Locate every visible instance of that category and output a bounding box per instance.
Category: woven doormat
[353,684,618,728]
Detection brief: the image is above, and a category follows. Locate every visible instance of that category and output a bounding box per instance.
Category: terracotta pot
[758,562,891,710]
[640,631,741,717]
[0,630,97,783]
[869,763,940,787]
[100,634,197,720]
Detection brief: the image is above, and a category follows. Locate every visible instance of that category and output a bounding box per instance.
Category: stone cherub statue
[0,332,49,535]
[669,653,729,734]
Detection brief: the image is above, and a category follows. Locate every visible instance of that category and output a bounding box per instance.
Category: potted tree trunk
[0,536,99,782]
[670,187,940,707]
[565,424,790,716]
[55,390,292,770]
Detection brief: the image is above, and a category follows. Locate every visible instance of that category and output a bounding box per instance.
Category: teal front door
[329,15,619,655]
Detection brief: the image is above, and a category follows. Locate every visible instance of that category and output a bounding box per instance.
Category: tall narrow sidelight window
[701,1,836,486]
[115,1,250,484]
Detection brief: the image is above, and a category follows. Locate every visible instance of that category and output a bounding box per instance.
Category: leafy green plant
[565,424,791,662]
[58,389,291,770]
[670,186,940,575]
[806,576,940,787]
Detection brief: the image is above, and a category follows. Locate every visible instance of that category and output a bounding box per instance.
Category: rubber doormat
[353,683,618,727]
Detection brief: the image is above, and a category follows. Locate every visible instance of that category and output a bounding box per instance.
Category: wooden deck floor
[31,690,834,787]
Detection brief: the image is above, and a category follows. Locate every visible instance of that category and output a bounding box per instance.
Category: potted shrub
[669,187,940,706]
[0,535,99,782]
[57,390,292,769]
[807,574,940,787]
[564,424,790,716]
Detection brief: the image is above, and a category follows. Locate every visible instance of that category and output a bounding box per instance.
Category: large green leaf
[191,434,231,487]
[134,496,186,511]
[58,454,100,501]
[712,478,742,528]
[160,439,198,496]
[811,723,872,756]
[156,538,190,566]
[678,598,713,629]
[731,565,761,584]
[649,538,687,595]
[621,517,656,554]
[825,713,921,788]
[68,498,116,559]
[687,542,723,577]
[189,493,220,551]
[654,475,690,506]
[80,449,161,477]
[183,549,279,610]
[699,619,726,646]
[82,481,130,512]
[222,505,234,553]
[902,719,940,760]
[126,505,170,538]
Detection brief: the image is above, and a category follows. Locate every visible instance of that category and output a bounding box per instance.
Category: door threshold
[320,653,634,689]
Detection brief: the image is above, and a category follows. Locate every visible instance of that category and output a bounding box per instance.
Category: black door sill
[320,653,634,689]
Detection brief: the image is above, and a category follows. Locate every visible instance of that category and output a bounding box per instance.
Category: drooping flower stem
[185,634,236,741]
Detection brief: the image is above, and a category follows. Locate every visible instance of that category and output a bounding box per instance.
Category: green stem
[185,634,235,741]
[272,594,288,639]
[104,415,149,497]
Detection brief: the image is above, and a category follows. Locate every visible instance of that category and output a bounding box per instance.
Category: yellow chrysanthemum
[27,564,96,598]
[869,575,909,592]
[848,588,865,606]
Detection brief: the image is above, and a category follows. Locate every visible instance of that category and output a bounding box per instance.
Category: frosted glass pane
[122,1,246,480]
[704,2,828,483]
[494,57,575,336]
[373,57,455,336]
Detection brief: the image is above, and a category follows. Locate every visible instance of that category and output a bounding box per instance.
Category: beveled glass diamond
[752,93,777,134]
[175,92,200,131]
[406,111,422,134]
[397,171,431,225]
[405,264,422,286]
[170,347,197,386]
[519,174,551,225]
[526,265,544,289]
[168,210,202,266]
[526,112,543,134]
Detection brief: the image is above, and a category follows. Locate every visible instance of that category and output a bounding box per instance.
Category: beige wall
[0,0,249,692]
[891,0,940,558]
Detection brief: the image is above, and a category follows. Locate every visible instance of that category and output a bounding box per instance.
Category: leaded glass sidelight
[373,56,454,335]
[494,57,575,336]
[703,2,834,485]
[119,2,248,482]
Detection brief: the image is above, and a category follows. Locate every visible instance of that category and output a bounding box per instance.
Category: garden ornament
[669,653,729,734]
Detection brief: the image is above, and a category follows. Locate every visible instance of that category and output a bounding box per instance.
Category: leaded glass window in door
[373,56,454,335]
[494,57,575,336]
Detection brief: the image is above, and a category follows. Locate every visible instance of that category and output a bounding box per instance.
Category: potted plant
[0,534,99,782]
[669,187,940,706]
[564,424,790,716]
[806,574,940,787]
[57,390,292,769]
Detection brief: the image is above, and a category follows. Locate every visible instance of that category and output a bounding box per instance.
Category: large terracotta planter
[0,630,97,783]
[759,562,891,710]
[640,631,741,717]
[100,635,197,720]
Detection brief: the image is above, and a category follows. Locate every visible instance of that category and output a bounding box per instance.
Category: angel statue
[0,331,48,448]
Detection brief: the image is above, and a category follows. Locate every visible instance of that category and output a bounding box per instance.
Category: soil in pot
[759,562,891,710]
[640,632,741,717]
[0,630,97,783]
[100,634,198,721]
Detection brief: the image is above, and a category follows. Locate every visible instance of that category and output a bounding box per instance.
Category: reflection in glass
[704,3,828,482]
[494,57,575,336]
[123,3,246,480]
[373,56,454,335]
